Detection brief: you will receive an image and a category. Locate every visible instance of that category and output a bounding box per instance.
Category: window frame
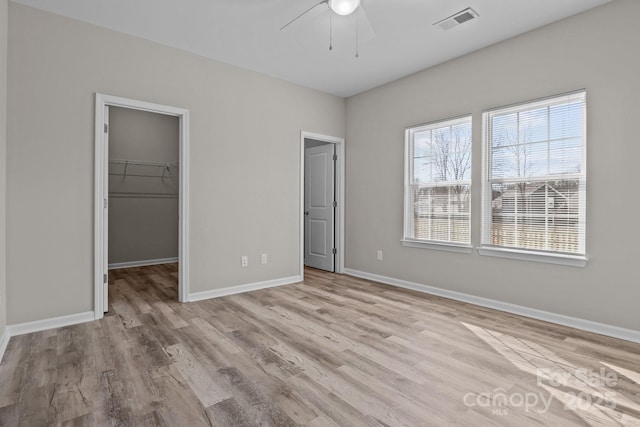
[402,114,473,253]
[479,90,587,267]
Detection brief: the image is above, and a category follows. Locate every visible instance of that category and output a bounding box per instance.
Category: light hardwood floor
[0,264,639,426]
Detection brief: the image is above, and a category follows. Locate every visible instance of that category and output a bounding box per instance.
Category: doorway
[300,132,345,277]
[107,107,179,275]
[94,94,190,320]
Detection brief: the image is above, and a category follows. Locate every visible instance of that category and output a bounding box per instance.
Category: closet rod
[108,173,176,178]
[109,192,178,199]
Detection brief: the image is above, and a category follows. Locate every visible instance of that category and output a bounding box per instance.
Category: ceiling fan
[280,0,375,57]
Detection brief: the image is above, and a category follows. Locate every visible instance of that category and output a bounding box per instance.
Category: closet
[107,107,179,270]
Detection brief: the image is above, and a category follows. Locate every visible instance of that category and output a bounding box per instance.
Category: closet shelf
[109,159,179,179]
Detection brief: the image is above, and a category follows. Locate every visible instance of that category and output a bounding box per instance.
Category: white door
[102,106,109,312]
[304,143,335,272]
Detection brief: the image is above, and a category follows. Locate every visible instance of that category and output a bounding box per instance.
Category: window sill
[477,246,587,267]
[401,239,473,254]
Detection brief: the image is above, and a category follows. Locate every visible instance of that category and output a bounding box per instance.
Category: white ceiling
[13,0,612,97]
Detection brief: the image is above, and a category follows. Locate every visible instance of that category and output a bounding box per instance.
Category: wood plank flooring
[0,264,639,426]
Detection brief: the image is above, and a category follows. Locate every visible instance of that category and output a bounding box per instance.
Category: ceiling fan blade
[280,0,328,31]
[355,4,375,42]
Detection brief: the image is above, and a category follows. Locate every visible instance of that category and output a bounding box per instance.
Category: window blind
[405,116,472,245]
[482,91,586,255]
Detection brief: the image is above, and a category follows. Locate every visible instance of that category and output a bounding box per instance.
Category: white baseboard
[343,268,640,344]
[0,327,9,364]
[188,275,302,302]
[108,257,178,270]
[4,273,301,343]
[8,311,95,337]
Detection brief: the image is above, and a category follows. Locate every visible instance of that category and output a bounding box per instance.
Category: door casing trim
[94,93,190,320]
[300,131,345,278]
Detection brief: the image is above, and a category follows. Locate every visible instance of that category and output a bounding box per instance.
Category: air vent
[434,7,479,31]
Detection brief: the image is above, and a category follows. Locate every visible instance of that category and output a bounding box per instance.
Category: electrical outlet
[261,253,268,265]
[241,256,248,267]
[377,250,383,261]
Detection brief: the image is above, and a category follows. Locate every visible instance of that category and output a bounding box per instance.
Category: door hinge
[104,198,108,209]
[104,123,108,133]
[332,248,337,255]
[333,200,337,208]
[103,273,107,283]
[333,153,337,161]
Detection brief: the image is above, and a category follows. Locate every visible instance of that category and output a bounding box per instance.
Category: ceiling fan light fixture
[329,0,361,16]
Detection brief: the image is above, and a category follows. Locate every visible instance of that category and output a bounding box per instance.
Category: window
[481,91,586,260]
[403,116,472,249]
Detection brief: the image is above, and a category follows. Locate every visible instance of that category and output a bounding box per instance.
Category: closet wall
[108,106,179,266]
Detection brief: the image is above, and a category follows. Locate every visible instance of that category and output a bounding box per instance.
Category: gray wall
[108,106,179,265]
[345,0,640,331]
[0,0,7,338]
[6,3,345,324]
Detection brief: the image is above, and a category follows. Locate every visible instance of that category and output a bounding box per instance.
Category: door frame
[94,93,190,320]
[300,131,345,277]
